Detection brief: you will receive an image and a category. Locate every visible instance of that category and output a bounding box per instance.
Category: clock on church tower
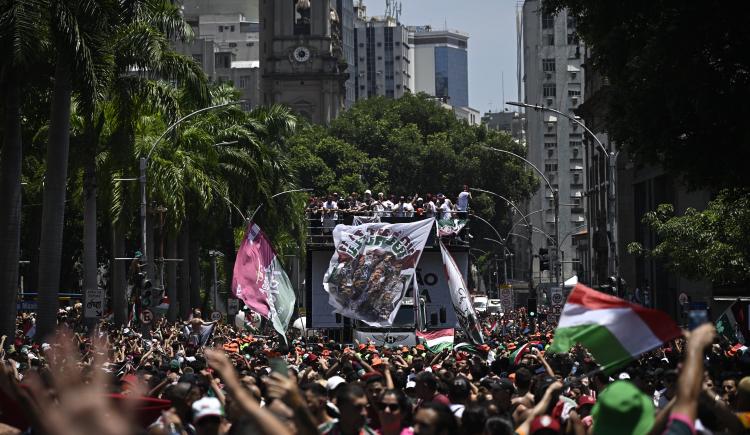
[260,0,349,124]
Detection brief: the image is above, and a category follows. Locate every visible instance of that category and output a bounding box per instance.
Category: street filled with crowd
[1,304,749,435]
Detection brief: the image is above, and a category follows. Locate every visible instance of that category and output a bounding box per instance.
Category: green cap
[592,381,654,435]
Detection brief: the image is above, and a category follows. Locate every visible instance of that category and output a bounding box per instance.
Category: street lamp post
[481,146,561,288]
[141,101,244,277]
[508,101,619,283]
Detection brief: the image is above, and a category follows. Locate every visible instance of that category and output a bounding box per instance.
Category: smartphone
[688,310,709,330]
[269,358,288,378]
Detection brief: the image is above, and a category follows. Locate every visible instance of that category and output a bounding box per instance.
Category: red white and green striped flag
[548,284,682,371]
[509,343,532,365]
[416,329,455,352]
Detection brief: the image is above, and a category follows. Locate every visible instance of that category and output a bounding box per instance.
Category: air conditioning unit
[572,97,578,104]
[546,98,553,106]
[545,72,553,79]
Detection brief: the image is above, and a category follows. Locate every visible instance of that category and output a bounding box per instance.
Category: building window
[543,84,556,97]
[570,140,582,147]
[574,173,580,184]
[545,142,557,148]
[229,42,237,47]
[567,33,579,45]
[218,25,223,32]
[542,59,556,72]
[377,42,382,47]
[543,33,555,46]
[547,149,554,158]
[239,75,249,88]
[568,89,581,97]
[545,163,558,172]
[542,13,555,29]
[230,25,235,32]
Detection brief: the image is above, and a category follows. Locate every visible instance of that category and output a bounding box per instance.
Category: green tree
[627,190,750,285]
[543,0,750,189]
[0,0,46,340]
[36,0,115,339]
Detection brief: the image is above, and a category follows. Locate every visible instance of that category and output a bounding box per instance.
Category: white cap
[192,397,223,423]
[618,372,631,380]
[365,190,372,195]
[326,375,346,391]
[406,381,416,389]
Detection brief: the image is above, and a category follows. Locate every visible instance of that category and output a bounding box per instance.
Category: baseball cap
[326,376,346,391]
[192,397,223,423]
[591,381,654,435]
[530,415,560,434]
[405,381,416,390]
[365,190,372,194]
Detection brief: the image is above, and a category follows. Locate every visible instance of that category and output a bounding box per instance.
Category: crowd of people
[1,305,749,435]
[306,186,472,229]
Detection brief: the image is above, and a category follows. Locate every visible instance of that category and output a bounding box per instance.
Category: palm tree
[36,0,114,339]
[0,0,47,340]
[80,0,206,325]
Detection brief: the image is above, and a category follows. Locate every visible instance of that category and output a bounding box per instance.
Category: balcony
[306,212,469,248]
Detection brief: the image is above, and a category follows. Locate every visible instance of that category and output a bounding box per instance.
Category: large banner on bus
[323,219,434,327]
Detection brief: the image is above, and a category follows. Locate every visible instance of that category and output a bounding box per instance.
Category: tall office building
[411,26,469,108]
[522,1,586,287]
[352,2,414,100]
[336,0,356,108]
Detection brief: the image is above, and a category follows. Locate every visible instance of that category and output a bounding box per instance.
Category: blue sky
[398,0,521,114]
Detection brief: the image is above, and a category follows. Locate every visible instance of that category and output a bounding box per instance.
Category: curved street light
[508,100,619,283]
[468,213,505,244]
[482,145,561,286]
[140,101,245,269]
[248,188,314,222]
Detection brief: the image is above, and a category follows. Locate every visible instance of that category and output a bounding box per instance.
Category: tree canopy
[289,93,537,209]
[544,0,750,189]
[627,190,750,285]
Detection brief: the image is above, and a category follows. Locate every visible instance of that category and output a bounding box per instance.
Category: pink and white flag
[232,223,276,317]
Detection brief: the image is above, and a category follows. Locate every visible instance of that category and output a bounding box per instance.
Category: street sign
[499,284,514,311]
[210,311,223,322]
[550,287,564,306]
[85,288,105,318]
[553,306,561,315]
[547,313,555,323]
[227,298,239,315]
[140,308,153,324]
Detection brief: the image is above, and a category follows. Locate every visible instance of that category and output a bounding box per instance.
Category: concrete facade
[176,1,261,109]
[522,1,586,288]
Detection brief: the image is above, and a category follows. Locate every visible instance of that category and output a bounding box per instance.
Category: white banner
[324,219,434,326]
[439,241,484,344]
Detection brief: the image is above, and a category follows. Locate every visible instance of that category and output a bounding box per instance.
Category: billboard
[309,249,469,329]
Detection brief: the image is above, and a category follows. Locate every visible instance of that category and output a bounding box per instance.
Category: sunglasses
[377,403,401,412]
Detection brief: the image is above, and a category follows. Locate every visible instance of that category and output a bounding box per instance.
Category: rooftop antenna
[395,2,402,22]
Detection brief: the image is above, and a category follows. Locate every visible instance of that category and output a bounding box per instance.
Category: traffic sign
[140,309,153,324]
[210,311,223,322]
[85,288,104,318]
[550,287,564,306]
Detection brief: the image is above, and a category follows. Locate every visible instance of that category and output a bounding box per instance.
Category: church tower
[260,0,349,124]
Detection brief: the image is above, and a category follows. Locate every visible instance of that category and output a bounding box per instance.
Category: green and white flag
[437,218,468,237]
